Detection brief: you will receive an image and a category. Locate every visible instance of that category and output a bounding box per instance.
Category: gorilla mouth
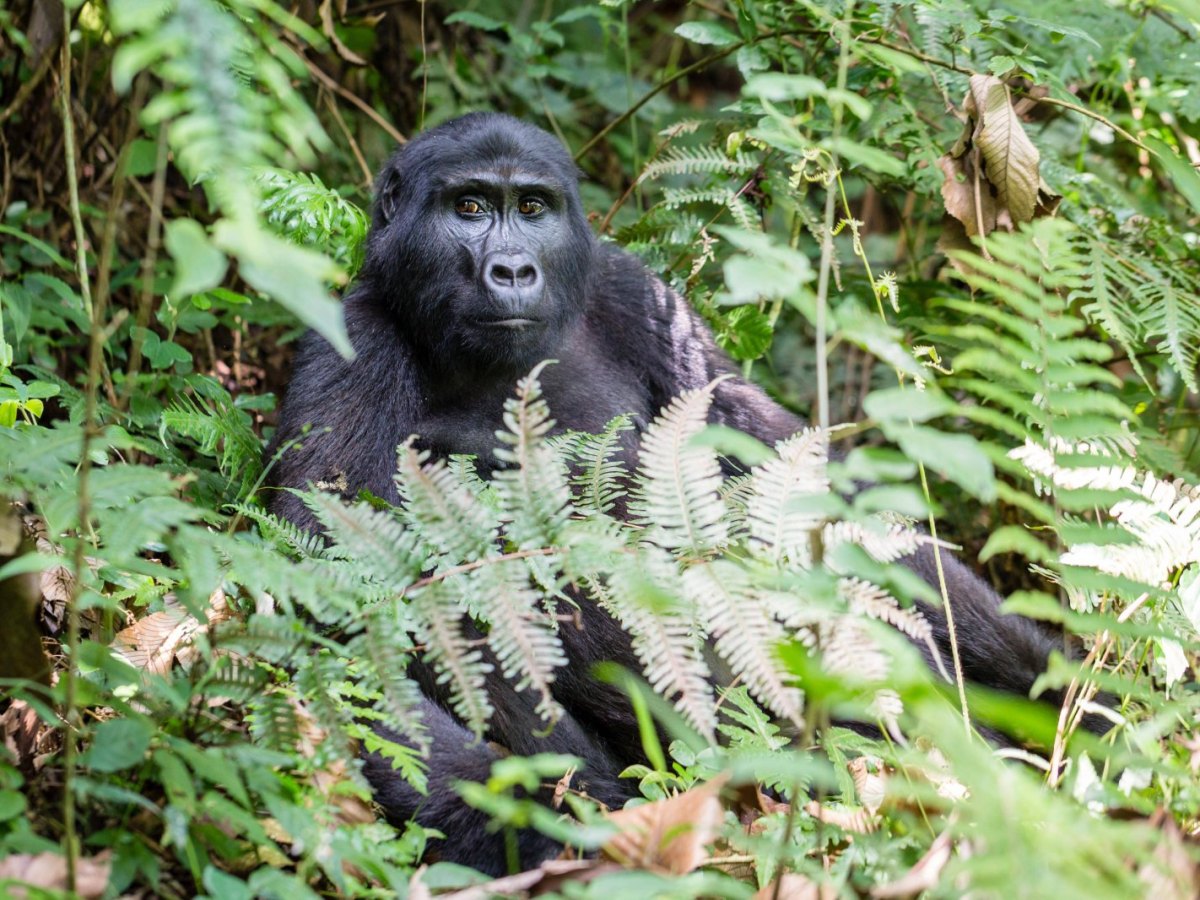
[475,317,542,329]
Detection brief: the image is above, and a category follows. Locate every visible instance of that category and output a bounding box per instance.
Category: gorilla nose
[484,252,542,310]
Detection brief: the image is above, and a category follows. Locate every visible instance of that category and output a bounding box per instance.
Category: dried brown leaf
[603,777,726,874]
[965,75,1040,224]
[937,152,997,237]
[0,851,111,898]
[848,756,886,816]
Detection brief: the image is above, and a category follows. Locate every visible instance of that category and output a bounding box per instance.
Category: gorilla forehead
[397,113,580,194]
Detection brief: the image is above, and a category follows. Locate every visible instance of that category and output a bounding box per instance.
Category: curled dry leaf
[0,699,54,773]
[965,74,1040,224]
[937,74,1060,254]
[290,696,376,826]
[603,777,726,874]
[0,851,111,899]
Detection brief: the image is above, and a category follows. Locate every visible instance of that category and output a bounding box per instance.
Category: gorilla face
[365,113,596,377]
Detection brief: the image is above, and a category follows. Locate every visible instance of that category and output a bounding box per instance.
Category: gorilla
[268,112,1066,875]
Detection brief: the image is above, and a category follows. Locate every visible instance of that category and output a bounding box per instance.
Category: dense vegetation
[1,0,1199,896]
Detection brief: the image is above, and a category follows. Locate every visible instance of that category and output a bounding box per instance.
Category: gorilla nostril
[515,264,538,286]
[490,263,517,286]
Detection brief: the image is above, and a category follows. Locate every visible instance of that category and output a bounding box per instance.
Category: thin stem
[58,18,104,891]
[812,4,856,430]
[120,121,169,413]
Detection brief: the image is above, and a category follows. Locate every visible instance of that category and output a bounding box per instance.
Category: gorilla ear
[373,165,403,225]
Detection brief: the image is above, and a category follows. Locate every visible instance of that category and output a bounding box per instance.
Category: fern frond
[632,380,729,555]
[395,441,499,563]
[408,582,494,737]
[257,168,368,274]
[599,553,717,739]
[301,493,423,591]
[683,560,805,730]
[356,617,429,753]
[638,145,759,183]
[746,429,830,567]
[822,519,923,565]
[469,565,566,724]
[563,415,635,516]
[163,393,262,497]
[1142,275,1200,393]
[232,502,329,559]
[493,364,573,548]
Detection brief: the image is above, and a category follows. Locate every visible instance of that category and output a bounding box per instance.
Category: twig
[295,45,406,146]
[0,46,58,126]
[323,89,372,186]
[1036,95,1151,154]
[574,41,746,161]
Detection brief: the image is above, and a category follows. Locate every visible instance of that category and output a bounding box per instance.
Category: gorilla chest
[415,355,649,464]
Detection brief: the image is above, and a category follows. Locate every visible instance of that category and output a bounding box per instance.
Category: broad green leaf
[214,218,352,358]
[889,424,996,501]
[445,10,507,31]
[862,387,953,424]
[166,219,228,299]
[83,718,153,773]
[1145,134,1200,215]
[675,21,739,46]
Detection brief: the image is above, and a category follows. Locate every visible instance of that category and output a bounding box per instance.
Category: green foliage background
[1,0,1199,896]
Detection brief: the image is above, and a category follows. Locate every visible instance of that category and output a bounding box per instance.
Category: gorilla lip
[476,317,540,328]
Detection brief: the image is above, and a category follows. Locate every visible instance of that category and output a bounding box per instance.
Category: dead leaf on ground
[111,590,231,676]
[753,873,838,899]
[0,851,111,898]
[603,777,727,874]
[435,858,604,899]
[0,699,55,773]
[871,828,954,898]
[1137,809,1200,900]
[803,800,878,834]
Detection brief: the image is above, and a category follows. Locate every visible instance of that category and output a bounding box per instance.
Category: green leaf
[83,718,153,773]
[166,219,228,299]
[0,789,26,821]
[1145,135,1200,215]
[214,218,352,358]
[828,137,905,177]
[675,21,739,46]
[889,424,996,501]
[445,10,507,31]
[743,73,826,101]
[127,138,161,177]
[862,387,953,424]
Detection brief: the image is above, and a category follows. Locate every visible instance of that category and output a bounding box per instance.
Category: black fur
[268,113,1065,875]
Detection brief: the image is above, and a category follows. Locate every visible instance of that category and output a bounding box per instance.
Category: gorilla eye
[518,197,545,216]
[455,198,484,216]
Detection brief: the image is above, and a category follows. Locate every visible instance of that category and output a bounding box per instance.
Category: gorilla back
[268,112,1068,875]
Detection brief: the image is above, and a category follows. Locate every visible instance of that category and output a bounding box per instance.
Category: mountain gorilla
[268,113,1065,875]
